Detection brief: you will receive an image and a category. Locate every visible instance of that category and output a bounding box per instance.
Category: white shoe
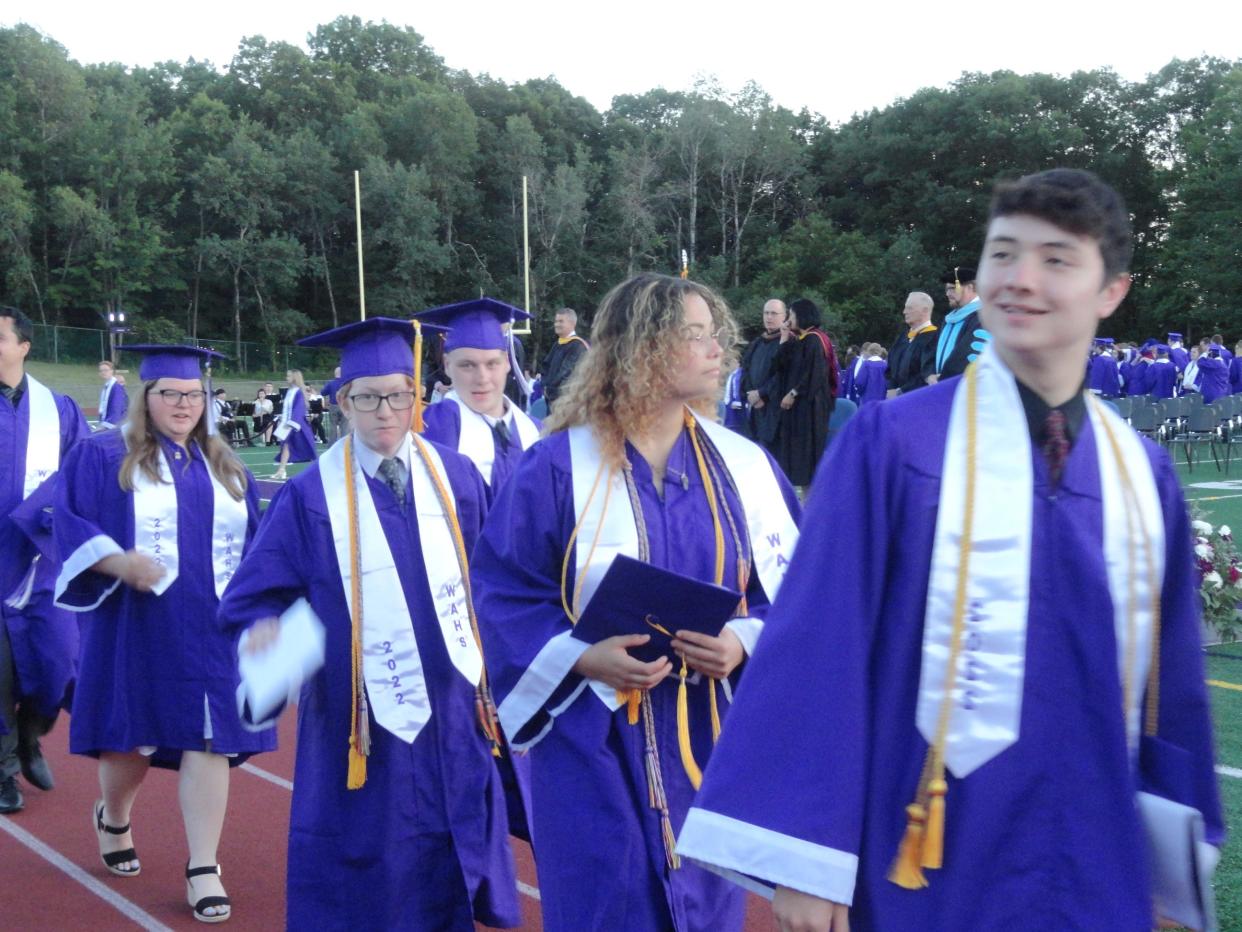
[272,468,287,481]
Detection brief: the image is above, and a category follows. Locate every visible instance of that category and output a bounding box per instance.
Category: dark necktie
[1041,409,1070,488]
[378,457,407,508]
[0,383,18,405]
[492,419,511,450]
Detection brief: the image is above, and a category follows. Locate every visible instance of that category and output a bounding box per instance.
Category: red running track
[0,712,778,931]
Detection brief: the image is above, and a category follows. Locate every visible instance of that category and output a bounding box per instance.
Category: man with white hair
[539,308,587,411]
[886,292,938,396]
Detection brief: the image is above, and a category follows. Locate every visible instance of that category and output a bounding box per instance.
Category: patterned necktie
[0,383,17,405]
[492,419,511,450]
[1042,409,1070,488]
[378,457,407,508]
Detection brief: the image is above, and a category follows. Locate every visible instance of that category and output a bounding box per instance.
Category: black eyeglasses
[348,390,417,412]
[149,389,207,406]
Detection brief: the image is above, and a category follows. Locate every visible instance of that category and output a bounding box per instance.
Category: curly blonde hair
[545,273,739,466]
[120,381,249,501]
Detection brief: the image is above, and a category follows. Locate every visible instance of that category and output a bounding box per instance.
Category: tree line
[1,18,1240,362]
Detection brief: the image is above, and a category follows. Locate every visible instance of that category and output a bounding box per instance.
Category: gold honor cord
[411,432,504,755]
[889,373,1163,887]
[889,364,978,888]
[344,436,371,789]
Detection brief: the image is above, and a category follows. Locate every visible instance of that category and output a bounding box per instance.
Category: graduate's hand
[926,373,939,385]
[672,628,745,680]
[780,391,797,410]
[94,550,166,591]
[772,886,849,932]
[241,618,282,656]
[747,390,764,408]
[573,635,673,691]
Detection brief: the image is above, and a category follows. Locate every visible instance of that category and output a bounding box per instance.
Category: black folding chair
[1182,404,1224,473]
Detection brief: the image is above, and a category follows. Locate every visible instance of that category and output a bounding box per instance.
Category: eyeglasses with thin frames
[149,389,207,406]
[348,390,417,412]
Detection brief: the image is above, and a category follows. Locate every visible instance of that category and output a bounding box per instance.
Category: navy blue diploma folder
[571,555,743,664]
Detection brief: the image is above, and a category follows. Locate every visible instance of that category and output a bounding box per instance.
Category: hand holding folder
[571,555,743,666]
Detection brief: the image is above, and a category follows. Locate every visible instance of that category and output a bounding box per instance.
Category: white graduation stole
[567,413,798,710]
[278,386,301,431]
[22,376,61,499]
[919,347,1163,777]
[443,390,540,486]
[129,441,249,599]
[320,434,483,744]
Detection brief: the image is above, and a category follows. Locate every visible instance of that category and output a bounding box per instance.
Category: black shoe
[18,742,53,791]
[186,862,231,923]
[0,775,23,813]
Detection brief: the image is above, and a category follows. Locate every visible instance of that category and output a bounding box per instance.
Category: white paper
[235,598,325,729]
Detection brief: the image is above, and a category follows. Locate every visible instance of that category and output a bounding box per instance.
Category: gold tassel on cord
[676,662,703,790]
[347,744,367,789]
[888,803,929,889]
[344,436,369,789]
[411,320,425,433]
[708,680,721,741]
[921,778,947,869]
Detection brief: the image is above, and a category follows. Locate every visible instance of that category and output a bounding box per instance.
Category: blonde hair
[119,380,249,501]
[545,273,738,467]
[287,369,307,389]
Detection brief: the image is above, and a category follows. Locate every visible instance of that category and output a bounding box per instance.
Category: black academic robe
[540,337,588,409]
[740,331,784,448]
[776,332,833,486]
[887,325,938,394]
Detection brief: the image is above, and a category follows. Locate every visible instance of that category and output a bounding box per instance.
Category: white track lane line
[1218,765,1242,779]
[0,814,174,932]
[237,760,544,899]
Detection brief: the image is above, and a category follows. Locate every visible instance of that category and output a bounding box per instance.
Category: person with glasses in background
[470,273,801,931]
[53,345,273,924]
[218,319,520,931]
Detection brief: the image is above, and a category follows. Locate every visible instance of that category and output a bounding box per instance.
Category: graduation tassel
[888,803,929,889]
[344,436,369,789]
[411,320,425,434]
[676,660,704,790]
[708,680,721,742]
[921,778,947,869]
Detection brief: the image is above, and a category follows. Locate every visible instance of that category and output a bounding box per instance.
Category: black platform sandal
[93,800,140,877]
[186,862,231,924]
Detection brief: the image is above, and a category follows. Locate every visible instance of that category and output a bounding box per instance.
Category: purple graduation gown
[1123,360,1150,396]
[1087,353,1122,396]
[2,387,89,726]
[421,397,542,491]
[99,378,128,427]
[679,382,1223,931]
[1197,356,1230,403]
[275,388,317,463]
[54,430,273,768]
[1147,360,1178,399]
[854,359,888,405]
[216,439,520,932]
[470,429,801,932]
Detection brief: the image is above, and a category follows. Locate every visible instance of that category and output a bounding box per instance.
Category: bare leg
[98,751,150,872]
[180,750,230,918]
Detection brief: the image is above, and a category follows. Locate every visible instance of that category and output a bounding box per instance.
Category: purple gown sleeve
[677,405,889,905]
[470,439,586,748]
[1143,449,1225,847]
[53,438,125,610]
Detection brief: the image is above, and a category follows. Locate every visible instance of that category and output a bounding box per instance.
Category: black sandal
[93,800,140,877]
[186,862,231,924]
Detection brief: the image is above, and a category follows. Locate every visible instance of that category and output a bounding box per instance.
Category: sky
[9,1,1242,123]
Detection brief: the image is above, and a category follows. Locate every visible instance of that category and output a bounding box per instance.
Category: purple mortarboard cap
[1157,344,1171,354]
[1094,337,1115,346]
[412,298,530,353]
[1210,343,1224,354]
[1168,332,1182,341]
[1140,338,1159,350]
[122,344,226,381]
[297,317,446,384]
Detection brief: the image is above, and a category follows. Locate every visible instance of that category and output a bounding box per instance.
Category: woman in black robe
[775,298,834,489]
